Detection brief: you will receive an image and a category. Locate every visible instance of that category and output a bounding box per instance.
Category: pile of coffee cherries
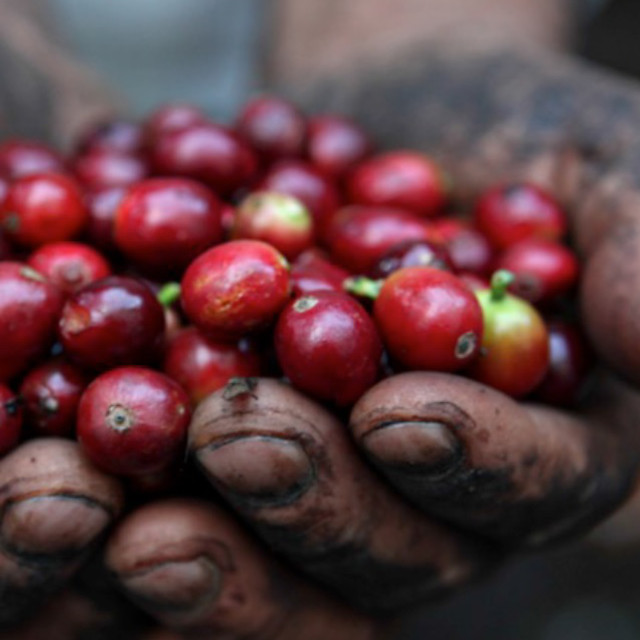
[0,96,590,485]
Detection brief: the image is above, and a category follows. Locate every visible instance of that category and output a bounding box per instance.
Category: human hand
[6,41,640,640]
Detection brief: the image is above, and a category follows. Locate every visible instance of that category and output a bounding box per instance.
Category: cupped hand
[5,42,640,640]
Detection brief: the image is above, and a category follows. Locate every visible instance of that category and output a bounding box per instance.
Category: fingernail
[121,556,221,614]
[362,421,461,475]
[1,496,110,557]
[196,436,315,506]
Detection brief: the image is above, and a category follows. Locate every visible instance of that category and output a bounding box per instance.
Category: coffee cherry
[58,276,165,370]
[0,263,64,382]
[372,239,453,279]
[27,242,111,295]
[20,358,88,437]
[372,267,483,372]
[0,140,65,179]
[275,291,382,405]
[474,183,566,249]
[181,240,291,340]
[73,150,149,190]
[2,173,88,247]
[290,249,350,297]
[348,151,448,217]
[114,178,223,273]
[77,366,191,476]
[76,120,144,155]
[0,384,22,456]
[164,328,262,405]
[469,271,550,397]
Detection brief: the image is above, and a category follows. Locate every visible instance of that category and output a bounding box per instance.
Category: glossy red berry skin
[19,358,88,437]
[58,276,165,371]
[445,228,494,276]
[374,267,483,372]
[73,150,149,190]
[0,263,64,382]
[27,242,111,295]
[0,383,22,455]
[495,239,580,304]
[114,178,223,273]
[77,366,191,477]
[232,191,313,260]
[258,160,341,237]
[2,173,88,248]
[307,115,372,179]
[235,96,306,162]
[348,151,447,218]
[163,328,262,405]
[469,283,550,398]
[533,320,592,407]
[86,186,126,253]
[290,249,350,297]
[0,140,65,179]
[275,291,382,406]
[182,240,291,341]
[325,206,433,274]
[474,183,567,249]
[150,122,257,197]
[76,120,144,155]
[372,239,453,279]
[144,103,207,139]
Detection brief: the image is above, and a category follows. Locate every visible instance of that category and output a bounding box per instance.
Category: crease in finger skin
[189,378,491,612]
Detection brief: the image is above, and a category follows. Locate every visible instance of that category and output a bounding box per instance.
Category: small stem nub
[157,282,181,307]
[490,270,515,302]
[343,276,384,300]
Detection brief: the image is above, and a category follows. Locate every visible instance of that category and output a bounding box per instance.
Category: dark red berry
[181,240,291,340]
[348,151,448,218]
[20,358,88,437]
[27,241,111,295]
[495,238,580,304]
[445,227,494,276]
[164,328,261,405]
[0,262,64,382]
[76,120,144,155]
[2,173,88,247]
[144,103,207,140]
[290,249,350,296]
[114,178,223,273]
[150,122,258,197]
[474,183,567,249]
[469,271,549,397]
[73,150,149,190]
[258,160,341,237]
[325,206,433,274]
[0,140,65,179]
[232,191,313,260]
[373,267,483,372]
[307,115,372,179]
[58,276,165,370]
[236,96,306,162]
[372,239,453,279]
[0,383,22,455]
[77,366,191,476]
[86,186,126,253]
[275,291,382,405]
[533,320,592,407]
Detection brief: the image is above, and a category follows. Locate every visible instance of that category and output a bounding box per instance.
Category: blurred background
[3,0,640,638]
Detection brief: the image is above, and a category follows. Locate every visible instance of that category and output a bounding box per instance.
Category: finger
[350,371,639,546]
[0,438,123,626]
[188,378,493,613]
[106,499,382,640]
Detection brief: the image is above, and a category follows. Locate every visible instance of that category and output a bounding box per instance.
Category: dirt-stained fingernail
[362,421,462,475]
[1,495,111,557]
[195,435,315,507]
[120,556,221,614]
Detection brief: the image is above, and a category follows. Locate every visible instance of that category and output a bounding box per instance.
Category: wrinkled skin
[8,23,640,640]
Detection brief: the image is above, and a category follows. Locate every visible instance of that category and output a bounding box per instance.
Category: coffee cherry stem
[490,269,515,302]
[343,276,384,300]
[157,282,182,307]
